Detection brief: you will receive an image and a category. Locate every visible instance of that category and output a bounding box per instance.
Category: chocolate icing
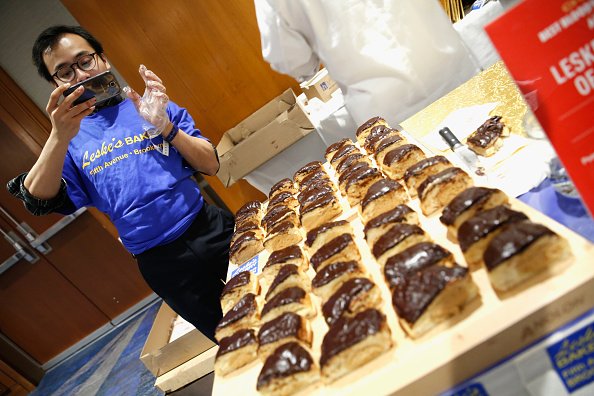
[299,168,329,189]
[221,271,252,297]
[392,264,468,323]
[356,116,385,136]
[267,220,295,236]
[361,179,403,211]
[312,260,361,288]
[310,233,354,271]
[261,287,306,317]
[305,220,349,247]
[468,116,505,148]
[258,312,304,347]
[403,155,450,182]
[383,144,421,166]
[338,162,369,185]
[417,167,466,200]
[336,152,366,174]
[257,342,313,389]
[322,277,375,325]
[372,223,424,258]
[261,207,294,230]
[299,192,336,217]
[233,220,259,235]
[269,178,294,198]
[345,166,381,191]
[325,138,350,156]
[484,222,555,270]
[265,264,300,300]
[216,293,257,330]
[298,184,334,206]
[269,191,295,208]
[331,143,358,164]
[229,231,258,257]
[320,309,385,367]
[216,328,257,358]
[458,206,528,252]
[364,205,415,236]
[375,134,405,156]
[236,200,261,218]
[294,161,323,180]
[364,125,394,151]
[384,242,452,290]
[439,187,499,226]
[235,207,260,224]
[266,245,303,268]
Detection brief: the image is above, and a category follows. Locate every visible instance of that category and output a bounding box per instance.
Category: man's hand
[123,65,172,136]
[46,84,96,142]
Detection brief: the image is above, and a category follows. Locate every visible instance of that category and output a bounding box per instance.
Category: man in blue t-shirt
[7,25,234,342]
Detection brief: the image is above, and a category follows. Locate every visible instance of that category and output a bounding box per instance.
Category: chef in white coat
[254,0,480,127]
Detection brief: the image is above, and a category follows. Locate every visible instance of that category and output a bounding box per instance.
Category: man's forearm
[24,134,71,199]
[167,127,219,176]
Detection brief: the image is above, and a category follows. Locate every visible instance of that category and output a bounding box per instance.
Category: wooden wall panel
[61,0,302,212]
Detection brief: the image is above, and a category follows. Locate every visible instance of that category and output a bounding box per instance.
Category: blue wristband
[164,123,179,143]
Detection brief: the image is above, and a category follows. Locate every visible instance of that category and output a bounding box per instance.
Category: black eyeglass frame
[51,52,99,83]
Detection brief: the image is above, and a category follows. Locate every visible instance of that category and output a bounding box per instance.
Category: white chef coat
[255,0,480,126]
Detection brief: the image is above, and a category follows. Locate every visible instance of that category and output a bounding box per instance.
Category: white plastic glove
[123,65,171,137]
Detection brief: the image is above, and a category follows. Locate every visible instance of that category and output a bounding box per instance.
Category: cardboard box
[140,302,215,377]
[216,88,315,187]
[300,68,339,102]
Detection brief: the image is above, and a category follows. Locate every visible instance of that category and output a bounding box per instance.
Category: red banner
[486,0,594,215]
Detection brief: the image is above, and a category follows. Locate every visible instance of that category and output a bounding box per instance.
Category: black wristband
[164,123,179,143]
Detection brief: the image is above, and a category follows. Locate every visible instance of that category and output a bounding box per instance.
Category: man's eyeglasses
[52,53,98,82]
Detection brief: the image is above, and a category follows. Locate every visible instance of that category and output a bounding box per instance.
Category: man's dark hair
[32,25,104,82]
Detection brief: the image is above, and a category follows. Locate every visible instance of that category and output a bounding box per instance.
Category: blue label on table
[231,255,259,277]
[546,322,594,393]
[445,383,489,396]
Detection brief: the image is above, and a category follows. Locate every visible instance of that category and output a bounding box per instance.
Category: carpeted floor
[30,301,165,396]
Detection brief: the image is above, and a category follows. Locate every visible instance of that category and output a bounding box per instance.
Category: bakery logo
[547,323,594,392]
[83,131,165,176]
[231,255,259,278]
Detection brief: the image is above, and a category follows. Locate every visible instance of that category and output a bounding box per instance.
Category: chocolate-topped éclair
[466,115,509,157]
[215,293,259,341]
[338,161,370,189]
[305,220,350,249]
[458,206,528,269]
[403,155,451,198]
[360,178,409,223]
[262,203,292,225]
[336,152,369,176]
[299,192,337,217]
[265,245,303,268]
[391,263,471,327]
[344,166,383,206]
[229,231,264,265]
[363,125,399,153]
[325,138,351,162]
[261,206,297,233]
[214,328,258,376]
[310,233,360,272]
[260,286,314,322]
[269,178,295,199]
[257,313,312,360]
[299,192,342,232]
[294,161,323,183]
[265,264,307,301]
[374,134,407,166]
[381,143,426,181]
[298,168,330,191]
[363,203,417,235]
[440,186,509,241]
[417,167,474,216]
[257,342,319,395]
[231,221,262,245]
[320,309,392,381]
[263,218,303,253]
[297,183,334,207]
[236,200,262,220]
[330,143,359,167]
[268,191,298,210]
[220,270,259,314]
[483,222,571,292]
[355,116,389,145]
[383,242,454,290]
[322,277,381,325]
[312,260,362,290]
[372,223,427,266]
